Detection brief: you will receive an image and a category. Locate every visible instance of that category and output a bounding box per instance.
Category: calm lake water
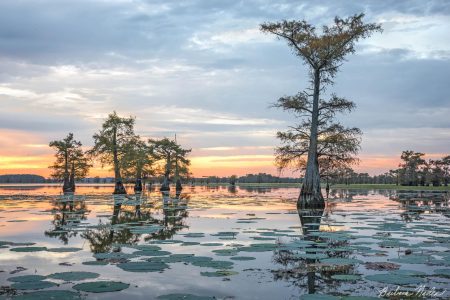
[0,185,449,299]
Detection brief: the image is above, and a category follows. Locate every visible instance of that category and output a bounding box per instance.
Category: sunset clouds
[0,0,449,177]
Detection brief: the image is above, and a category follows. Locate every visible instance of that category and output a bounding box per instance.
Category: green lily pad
[200,270,238,277]
[211,232,238,237]
[11,280,57,290]
[389,255,430,264]
[390,269,427,276]
[73,281,129,293]
[157,294,215,300]
[8,275,47,282]
[182,233,205,238]
[433,268,450,278]
[365,273,425,285]
[117,261,169,272]
[294,253,329,260]
[133,250,171,257]
[150,240,184,244]
[182,256,213,263]
[230,256,256,261]
[331,274,361,281]
[200,243,223,246]
[10,247,47,252]
[181,242,201,246]
[212,249,239,256]
[152,254,195,263]
[132,245,162,251]
[93,252,137,260]
[238,243,277,252]
[13,290,82,300]
[251,237,277,241]
[300,294,340,300]
[191,260,234,269]
[341,297,379,300]
[47,271,99,281]
[47,247,83,252]
[321,258,362,265]
[82,260,108,266]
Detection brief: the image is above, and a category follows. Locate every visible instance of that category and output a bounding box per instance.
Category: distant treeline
[189,173,300,184]
[0,174,46,183]
[329,151,449,187]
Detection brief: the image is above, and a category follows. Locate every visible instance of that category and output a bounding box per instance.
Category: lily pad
[182,233,205,238]
[133,250,171,257]
[8,275,47,282]
[200,270,238,277]
[73,281,129,293]
[389,255,430,264]
[238,243,277,252]
[200,243,223,246]
[433,268,450,278]
[191,260,234,269]
[11,280,57,290]
[46,247,83,252]
[390,269,427,276]
[132,245,162,251]
[300,295,340,300]
[331,274,361,281]
[321,258,362,265]
[117,261,169,272]
[157,294,215,300]
[13,290,82,300]
[181,242,201,246]
[94,252,137,260]
[82,260,108,266]
[365,273,425,285]
[47,271,99,281]
[230,256,256,261]
[212,249,239,256]
[10,247,47,252]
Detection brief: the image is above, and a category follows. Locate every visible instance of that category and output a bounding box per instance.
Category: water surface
[0,185,449,299]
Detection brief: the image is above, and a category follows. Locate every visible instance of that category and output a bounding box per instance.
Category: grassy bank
[228,183,450,191]
[324,184,450,191]
[193,183,450,190]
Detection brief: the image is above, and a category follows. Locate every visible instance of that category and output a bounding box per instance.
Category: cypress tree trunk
[160,153,171,192]
[134,169,143,193]
[62,149,71,193]
[112,127,126,194]
[299,69,324,209]
[175,157,182,192]
[68,162,76,193]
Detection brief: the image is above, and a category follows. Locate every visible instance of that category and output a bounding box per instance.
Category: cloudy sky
[0,0,449,177]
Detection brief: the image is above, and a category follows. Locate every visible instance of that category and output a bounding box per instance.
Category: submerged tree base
[113,181,127,194]
[175,179,182,192]
[297,191,325,210]
[160,177,170,192]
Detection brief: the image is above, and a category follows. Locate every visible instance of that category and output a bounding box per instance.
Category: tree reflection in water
[45,193,89,244]
[272,204,357,296]
[390,191,450,221]
[81,190,189,254]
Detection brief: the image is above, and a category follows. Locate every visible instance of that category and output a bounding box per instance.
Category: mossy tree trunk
[299,69,324,209]
[113,128,126,194]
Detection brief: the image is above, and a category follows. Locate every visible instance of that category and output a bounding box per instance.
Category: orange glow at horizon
[2,152,447,178]
[1,129,447,178]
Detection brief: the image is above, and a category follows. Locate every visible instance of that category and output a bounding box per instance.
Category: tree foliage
[49,133,91,181]
[121,136,154,180]
[261,13,381,206]
[149,137,191,179]
[274,98,361,177]
[89,112,135,194]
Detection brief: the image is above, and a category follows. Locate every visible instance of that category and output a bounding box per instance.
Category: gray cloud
[0,0,449,174]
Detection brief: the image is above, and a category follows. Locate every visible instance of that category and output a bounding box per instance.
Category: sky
[0,0,449,178]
